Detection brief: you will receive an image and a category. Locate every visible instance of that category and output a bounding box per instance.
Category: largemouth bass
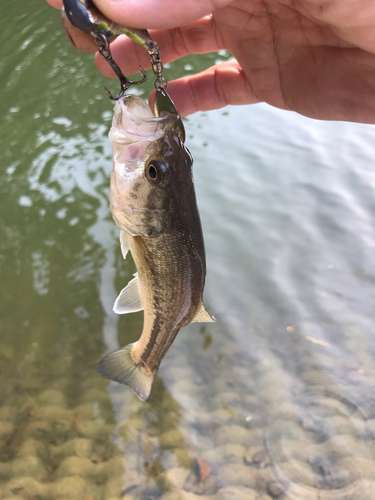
[96,88,215,401]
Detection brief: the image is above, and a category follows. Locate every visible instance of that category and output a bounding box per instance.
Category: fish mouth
[109,88,185,144]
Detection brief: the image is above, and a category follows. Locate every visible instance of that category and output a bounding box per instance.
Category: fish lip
[119,95,177,126]
[153,88,186,142]
[110,96,176,145]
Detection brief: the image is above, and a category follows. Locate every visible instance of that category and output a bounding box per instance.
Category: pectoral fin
[113,273,143,314]
[120,230,130,259]
[190,303,216,323]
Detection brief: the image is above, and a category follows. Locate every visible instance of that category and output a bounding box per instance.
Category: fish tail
[95,342,155,401]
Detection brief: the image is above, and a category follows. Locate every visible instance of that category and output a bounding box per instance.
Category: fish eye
[148,165,157,179]
[145,160,171,187]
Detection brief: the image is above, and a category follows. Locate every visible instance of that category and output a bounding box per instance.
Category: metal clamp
[93,31,147,101]
[148,41,168,89]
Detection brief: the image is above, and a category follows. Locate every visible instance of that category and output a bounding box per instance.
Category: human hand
[47,0,375,123]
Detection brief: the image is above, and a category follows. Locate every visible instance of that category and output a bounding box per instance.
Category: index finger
[46,0,62,8]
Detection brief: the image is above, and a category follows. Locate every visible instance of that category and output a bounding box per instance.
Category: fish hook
[93,31,147,101]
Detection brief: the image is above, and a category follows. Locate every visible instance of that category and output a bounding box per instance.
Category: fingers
[95,16,224,77]
[149,61,259,117]
[45,0,232,29]
[93,0,232,30]
[62,11,101,52]
[46,0,62,8]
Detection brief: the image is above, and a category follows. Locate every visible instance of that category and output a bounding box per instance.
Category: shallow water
[1,0,375,499]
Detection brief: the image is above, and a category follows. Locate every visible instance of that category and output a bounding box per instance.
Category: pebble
[101,456,126,478]
[322,434,371,460]
[164,491,216,500]
[82,388,111,404]
[0,345,15,361]
[310,454,359,489]
[16,438,47,458]
[270,419,309,442]
[171,379,197,395]
[202,444,244,467]
[56,456,96,479]
[120,469,144,493]
[0,421,14,443]
[261,388,293,406]
[217,485,257,500]
[2,332,375,500]
[0,462,12,481]
[267,438,318,464]
[183,458,216,495]
[214,425,250,446]
[50,437,95,460]
[33,406,74,431]
[267,481,289,499]
[37,390,66,408]
[105,475,128,498]
[216,463,258,489]
[159,429,186,449]
[162,466,190,490]
[0,407,15,422]
[12,456,47,481]
[76,420,114,441]
[339,479,375,499]
[73,403,96,419]
[213,391,244,407]
[243,448,271,468]
[184,471,217,495]
[260,369,294,390]
[205,409,239,426]
[337,456,375,480]
[49,476,97,498]
[279,459,317,488]
[174,448,194,468]
[273,402,300,422]
[24,420,54,440]
[2,477,48,498]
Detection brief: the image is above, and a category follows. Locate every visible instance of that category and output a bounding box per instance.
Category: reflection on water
[1,0,375,498]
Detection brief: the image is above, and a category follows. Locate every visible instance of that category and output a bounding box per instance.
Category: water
[1,0,375,498]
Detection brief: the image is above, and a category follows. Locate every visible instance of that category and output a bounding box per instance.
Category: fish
[96,88,215,401]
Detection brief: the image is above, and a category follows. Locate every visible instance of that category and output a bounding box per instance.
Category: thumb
[92,0,231,29]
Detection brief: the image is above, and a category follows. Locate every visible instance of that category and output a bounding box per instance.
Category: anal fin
[190,302,216,323]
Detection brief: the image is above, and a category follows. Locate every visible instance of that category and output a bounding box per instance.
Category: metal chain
[93,31,110,57]
[148,41,168,89]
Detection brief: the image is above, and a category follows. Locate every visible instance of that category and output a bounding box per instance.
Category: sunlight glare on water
[0,0,375,499]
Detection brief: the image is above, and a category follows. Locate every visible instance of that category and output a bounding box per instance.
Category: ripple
[266,374,375,499]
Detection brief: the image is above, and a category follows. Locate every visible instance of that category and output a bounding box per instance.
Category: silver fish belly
[96,88,214,401]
